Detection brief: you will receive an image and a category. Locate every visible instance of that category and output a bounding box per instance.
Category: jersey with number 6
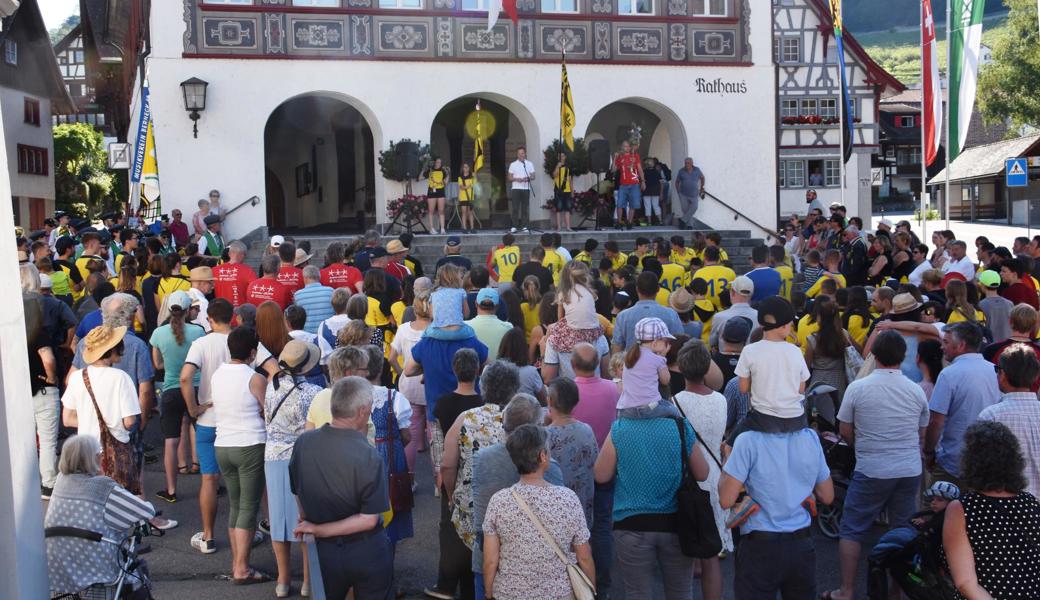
[493,245,522,283]
[692,265,736,309]
[659,263,688,293]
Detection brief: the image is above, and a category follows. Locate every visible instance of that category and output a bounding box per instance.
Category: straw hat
[889,293,922,315]
[293,248,314,266]
[278,340,320,375]
[386,239,407,255]
[189,266,214,281]
[83,325,128,364]
[668,288,694,313]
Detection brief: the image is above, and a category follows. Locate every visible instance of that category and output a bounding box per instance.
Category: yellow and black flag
[560,52,575,151]
[473,100,485,173]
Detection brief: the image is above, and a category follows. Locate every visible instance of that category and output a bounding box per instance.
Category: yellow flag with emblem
[560,53,575,151]
[473,100,485,173]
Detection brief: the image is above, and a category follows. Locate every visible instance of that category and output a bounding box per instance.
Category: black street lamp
[180,77,208,139]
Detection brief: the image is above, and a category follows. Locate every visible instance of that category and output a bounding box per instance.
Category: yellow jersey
[428,167,447,191]
[805,272,846,298]
[75,254,105,282]
[655,287,670,307]
[691,265,736,309]
[692,298,716,344]
[554,166,571,193]
[157,276,191,304]
[659,263,688,293]
[946,308,985,325]
[494,245,522,283]
[796,314,820,352]
[697,247,729,263]
[458,175,475,202]
[670,248,697,271]
[608,252,628,271]
[574,250,593,266]
[775,265,794,301]
[542,249,566,286]
[521,303,540,340]
[846,313,872,347]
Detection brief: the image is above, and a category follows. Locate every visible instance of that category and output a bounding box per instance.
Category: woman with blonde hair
[520,275,542,340]
[390,288,432,471]
[337,319,375,348]
[945,279,984,324]
[527,291,558,366]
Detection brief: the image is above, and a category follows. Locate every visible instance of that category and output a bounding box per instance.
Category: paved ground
[103,422,890,600]
[871,213,1036,250]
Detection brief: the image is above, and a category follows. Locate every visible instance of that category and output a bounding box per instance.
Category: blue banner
[131,86,151,183]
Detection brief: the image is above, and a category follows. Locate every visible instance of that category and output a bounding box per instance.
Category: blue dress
[372,390,414,544]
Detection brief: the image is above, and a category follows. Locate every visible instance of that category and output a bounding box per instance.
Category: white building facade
[141,0,779,241]
[772,0,903,220]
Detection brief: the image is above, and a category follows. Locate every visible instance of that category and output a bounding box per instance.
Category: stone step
[246,227,763,275]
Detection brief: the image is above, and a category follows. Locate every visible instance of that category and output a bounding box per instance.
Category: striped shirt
[978,393,1040,498]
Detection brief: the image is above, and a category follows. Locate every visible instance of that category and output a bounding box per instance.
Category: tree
[978,0,1040,131]
[542,138,591,178]
[49,14,80,44]
[53,123,114,214]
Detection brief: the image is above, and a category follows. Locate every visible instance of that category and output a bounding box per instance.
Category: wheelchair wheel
[817,502,843,539]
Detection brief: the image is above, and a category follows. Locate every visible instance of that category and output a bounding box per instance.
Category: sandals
[233,568,273,585]
[190,462,201,474]
[177,465,190,475]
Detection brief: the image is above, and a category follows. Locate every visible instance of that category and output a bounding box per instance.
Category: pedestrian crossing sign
[1007,158,1028,187]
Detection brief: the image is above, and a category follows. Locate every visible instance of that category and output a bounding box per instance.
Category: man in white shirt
[506,147,535,234]
[187,266,214,331]
[317,288,352,365]
[941,240,976,282]
[907,243,932,286]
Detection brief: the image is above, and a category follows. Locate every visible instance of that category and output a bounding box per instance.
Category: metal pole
[838,0,847,213]
[944,0,952,231]
[920,0,929,244]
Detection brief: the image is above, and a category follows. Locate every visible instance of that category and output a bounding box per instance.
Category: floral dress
[372,387,413,544]
[451,403,505,548]
[674,390,733,552]
[546,421,599,527]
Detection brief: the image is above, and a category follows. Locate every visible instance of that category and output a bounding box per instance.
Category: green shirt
[149,322,205,391]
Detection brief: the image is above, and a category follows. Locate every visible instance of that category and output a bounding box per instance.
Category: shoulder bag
[83,368,141,495]
[672,415,723,558]
[843,332,865,384]
[511,488,596,600]
[386,389,414,513]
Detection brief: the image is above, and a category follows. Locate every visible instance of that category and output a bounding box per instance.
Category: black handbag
[673,417,723,558]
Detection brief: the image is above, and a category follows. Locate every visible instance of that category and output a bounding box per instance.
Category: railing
[702,190,778,242]
[223,195,261,219]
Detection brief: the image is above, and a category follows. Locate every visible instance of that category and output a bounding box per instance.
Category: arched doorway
[264,93,377,233]
[584,98,688,174]
[429,95,536,227]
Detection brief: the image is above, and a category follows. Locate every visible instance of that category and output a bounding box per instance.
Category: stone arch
[584,97,689,171]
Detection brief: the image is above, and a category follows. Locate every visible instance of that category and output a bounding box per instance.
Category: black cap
[70,218,89,229]
[54,210,67,219]
[43,218,57,227]
[203,214,221,225]
[28,229,46,241]
[399,232,414,248]
[757,296,795,331]
[369,247,388,259]
[722,316,754,343]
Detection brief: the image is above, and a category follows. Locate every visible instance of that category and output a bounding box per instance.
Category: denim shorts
[839,471,920,542]
[615,184,641,210]
[194,424,219,475]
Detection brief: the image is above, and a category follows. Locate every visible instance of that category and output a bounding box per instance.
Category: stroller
[48,520,160,599]
[866,518,958,600]
[804,383,856,539]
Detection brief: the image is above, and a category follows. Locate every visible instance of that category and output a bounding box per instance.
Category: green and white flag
[948,0,986,161]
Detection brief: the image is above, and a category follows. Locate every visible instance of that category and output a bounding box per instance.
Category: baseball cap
[722,316,753,344]
[39,273,52,289]
[924,481,960,501]
[368,247,388,259]
[941,272,967,288]
[446,235,461,248]
[476,288,500,306]
[878,218,894,229]
[167,290,193,311]
[270,235,285,248]
[978,270,1001,289]
[635,317,675,342]
[731,275,754,297]
[757,296,795,331]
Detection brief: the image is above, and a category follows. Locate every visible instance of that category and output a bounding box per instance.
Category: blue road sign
[1007,158,1028,187]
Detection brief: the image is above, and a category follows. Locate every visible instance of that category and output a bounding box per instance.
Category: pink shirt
[617,349,667,410]
[572,375,619,448]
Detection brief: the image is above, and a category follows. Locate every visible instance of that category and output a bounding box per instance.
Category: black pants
[735,534,816,600]
[436,489,474,599]
[316,531,393,600]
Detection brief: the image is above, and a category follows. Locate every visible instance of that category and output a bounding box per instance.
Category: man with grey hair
[469,393,565,598]
[293,264,334,334]
[213,239,257,308]
[673,157,705,230]
[246,253,291,309]
[290,376,393,600]
[317,287,353,363]
[941,239,976,282]
[542,331,610,382]
[841,225,870,286]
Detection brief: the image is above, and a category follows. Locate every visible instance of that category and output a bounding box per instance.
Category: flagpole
[559,49,565,150]
[920,0,928,244]
[837,0,846,211]
[944,0,952,231]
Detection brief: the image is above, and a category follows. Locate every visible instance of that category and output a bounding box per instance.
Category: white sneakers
[190,531,216,554]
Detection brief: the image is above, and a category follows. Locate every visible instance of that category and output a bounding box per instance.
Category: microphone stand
[519,160,545,234]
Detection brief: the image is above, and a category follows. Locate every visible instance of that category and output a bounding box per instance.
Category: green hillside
[844,0,1005,33]
[856,13,1009,84]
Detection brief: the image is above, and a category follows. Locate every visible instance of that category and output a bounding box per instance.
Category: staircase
[246,227,763,276]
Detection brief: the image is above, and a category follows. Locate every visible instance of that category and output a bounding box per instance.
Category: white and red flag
[487,0,518,31]
[921,0,942,166]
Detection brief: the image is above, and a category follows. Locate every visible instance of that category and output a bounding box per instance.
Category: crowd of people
[19,194,1040,600]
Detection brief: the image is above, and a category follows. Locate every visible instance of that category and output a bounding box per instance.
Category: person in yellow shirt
[493,233,522,288]
[74,231,107,282]
[425,157,449,234]
[604,240,628,272]
[656,246,688,293]
[796,296,834,352]
[691,246,735,309]
[457,162,477,234]
[690,278,718,343]
[632,237,652,271]
[670,235,697,271]
[944,279,986,325]
[573,238,598,267]
[805,250,846,298]
[552,154,573,232]
[842,287,874,348]
[540,232,565,287]
[769,245,794,301]
[703,231,730,264]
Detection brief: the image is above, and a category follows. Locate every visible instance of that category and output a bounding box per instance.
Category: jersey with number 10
[775,265,794,300]
[493,246,522,283]
[692,265,736,308]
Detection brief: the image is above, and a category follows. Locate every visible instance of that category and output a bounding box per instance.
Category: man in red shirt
[612,139,645,231]
[169,209,190,248]
[275,241,304,293]
[212,240,257,307]
[320,241,364,293]
[1000,258,1039,310]
[385,240,412,281]
[246,254,292,309]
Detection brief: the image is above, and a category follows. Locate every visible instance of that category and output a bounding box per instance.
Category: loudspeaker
[589,139,611,173]
[395,141,419,179]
